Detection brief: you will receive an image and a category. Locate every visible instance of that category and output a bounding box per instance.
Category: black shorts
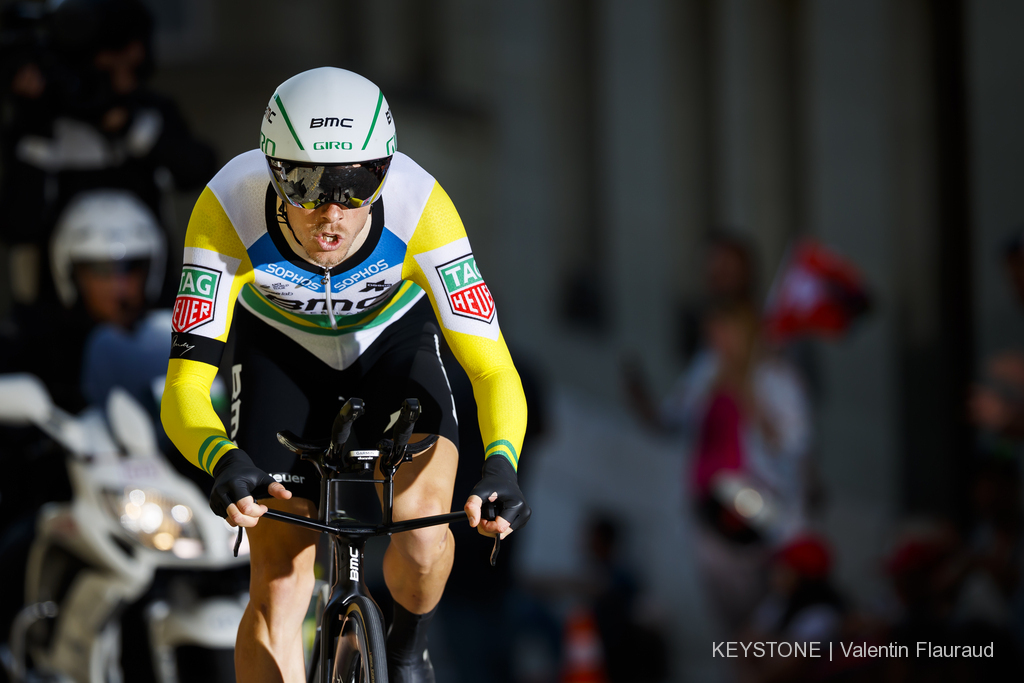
[228,297,460,502]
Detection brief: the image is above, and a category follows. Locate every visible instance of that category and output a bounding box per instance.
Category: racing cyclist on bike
[160,67,530,683]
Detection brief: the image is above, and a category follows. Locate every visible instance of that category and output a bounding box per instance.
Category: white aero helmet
[50,189,166,308]
[262,67,397,210]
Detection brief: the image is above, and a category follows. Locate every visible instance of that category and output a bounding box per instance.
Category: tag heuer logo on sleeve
[436,255,495,323]
[172,265,221,332]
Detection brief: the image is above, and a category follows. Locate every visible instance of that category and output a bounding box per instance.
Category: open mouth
[315,233,342,250]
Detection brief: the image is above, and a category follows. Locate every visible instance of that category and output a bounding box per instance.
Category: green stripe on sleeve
[275,94,305,151]
[205,439,235,473]
[361,90,384,151]
[197,435,221,473]
[485,450,517,471]
[485,439,519,466]
[198,436,234,473]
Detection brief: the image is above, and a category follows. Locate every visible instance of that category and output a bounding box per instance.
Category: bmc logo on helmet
[310,117,353,128]
[312,141,353,151]
[436,254,495,324]
[172,265,221,333]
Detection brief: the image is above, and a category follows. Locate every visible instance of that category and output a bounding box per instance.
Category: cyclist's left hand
[465,456,531,540]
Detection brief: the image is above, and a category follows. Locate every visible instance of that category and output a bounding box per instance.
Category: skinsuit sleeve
[161,187,255,474]
[403,182,527,471]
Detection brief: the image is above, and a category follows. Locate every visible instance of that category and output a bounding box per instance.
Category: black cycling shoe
[387,649,435,683]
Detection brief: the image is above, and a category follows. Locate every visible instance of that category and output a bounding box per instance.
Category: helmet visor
[266,156,392,210]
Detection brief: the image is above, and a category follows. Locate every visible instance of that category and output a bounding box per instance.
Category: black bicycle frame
[261,398,469,680]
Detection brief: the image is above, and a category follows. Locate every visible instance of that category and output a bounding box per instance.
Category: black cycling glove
[468,456,531,532]
[209,449,278,518]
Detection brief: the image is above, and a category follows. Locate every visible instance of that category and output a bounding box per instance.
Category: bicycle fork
[314,533,381,679]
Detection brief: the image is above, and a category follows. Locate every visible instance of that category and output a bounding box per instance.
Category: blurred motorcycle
[0,374,246,683]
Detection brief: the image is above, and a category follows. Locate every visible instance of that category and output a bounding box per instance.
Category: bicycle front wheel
[329,596,387,683]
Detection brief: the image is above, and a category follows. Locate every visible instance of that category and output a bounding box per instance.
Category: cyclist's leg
[380,434,459,613]
[354,309,461,613]
[228,305,344,682]
[351,304,461,677]
[236,496,319,683]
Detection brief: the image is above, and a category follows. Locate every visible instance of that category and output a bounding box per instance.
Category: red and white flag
[763,240,870,342]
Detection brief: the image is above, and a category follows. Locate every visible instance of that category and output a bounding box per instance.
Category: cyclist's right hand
[209,448,292,527]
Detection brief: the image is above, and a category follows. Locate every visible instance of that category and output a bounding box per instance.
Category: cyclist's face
[283,201,372,269]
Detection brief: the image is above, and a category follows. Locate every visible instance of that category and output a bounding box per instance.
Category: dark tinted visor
[266,156,392,210]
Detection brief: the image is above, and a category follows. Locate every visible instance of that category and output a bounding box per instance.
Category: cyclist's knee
[248,547,317,619]
[246,497,319,600]
[391,524,452,574]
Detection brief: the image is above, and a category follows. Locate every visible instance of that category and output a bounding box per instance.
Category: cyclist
[160,67,530,683]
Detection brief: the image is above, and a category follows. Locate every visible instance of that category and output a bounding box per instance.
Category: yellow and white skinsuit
[160,149,526,479]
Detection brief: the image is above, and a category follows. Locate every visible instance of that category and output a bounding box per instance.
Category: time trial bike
[236,397,499,683]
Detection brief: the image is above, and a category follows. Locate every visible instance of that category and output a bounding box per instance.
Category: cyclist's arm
[161,187,255,475]
[401,182,527,472]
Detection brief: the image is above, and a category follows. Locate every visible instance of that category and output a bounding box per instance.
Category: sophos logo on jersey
[172,265,221,332]
[436,255,495,323]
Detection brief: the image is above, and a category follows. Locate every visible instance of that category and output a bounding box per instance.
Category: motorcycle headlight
[102,487,205,558]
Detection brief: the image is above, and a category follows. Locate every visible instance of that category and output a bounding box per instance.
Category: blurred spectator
[969,232,1024,441]
[624,231,757,426]
[582,514,669,683]
[628,299,812,633]
[0,0,216,317]
[739,534,846,683]
[883,510,1024,681]
[706,231,758,302]
[0,188,165,412]
[970,351,1024,440]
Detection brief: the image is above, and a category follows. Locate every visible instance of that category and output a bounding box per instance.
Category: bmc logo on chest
[172,265,221,332]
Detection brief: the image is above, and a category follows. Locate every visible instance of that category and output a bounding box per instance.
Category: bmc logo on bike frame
[172,265,221,333]
[436,254,495,323]
[349,546,360,581]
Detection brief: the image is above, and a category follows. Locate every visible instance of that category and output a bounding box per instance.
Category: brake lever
[490,536,501,567]
[482,499,501,567]
[233,527,244,557]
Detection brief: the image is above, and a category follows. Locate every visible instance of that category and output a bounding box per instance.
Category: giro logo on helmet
[260,132,276,155]
[436,255,495,324]
[310,117,353,128]
[312,141,353,151]
[172,265,222,332]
